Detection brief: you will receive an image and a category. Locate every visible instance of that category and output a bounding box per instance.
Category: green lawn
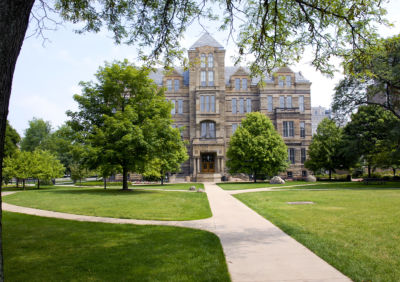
[75,182,204,190]
[217,181,311,190]
[4,186,211,220]
[235,188,400,282]
[3,212,230,282]
[279,181,400,190]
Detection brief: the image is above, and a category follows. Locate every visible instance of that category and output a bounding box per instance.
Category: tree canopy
[226,112,288,182]
[4,121,20,159]
[20,118,52,152]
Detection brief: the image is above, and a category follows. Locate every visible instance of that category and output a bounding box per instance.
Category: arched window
[208,54,213,67]
[200,54,206,68]
[200,121,216,139]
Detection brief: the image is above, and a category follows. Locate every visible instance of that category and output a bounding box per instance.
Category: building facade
[311,106,333,135]
[150,33,312,182]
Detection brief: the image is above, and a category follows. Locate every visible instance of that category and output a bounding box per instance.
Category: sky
[9,1,400,136]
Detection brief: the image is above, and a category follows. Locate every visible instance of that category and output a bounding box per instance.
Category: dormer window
[235,78,240,90]
[174,79,180,91]
[201,54,206,68]
[167,79,172,91]
[242,78,247,90]
[278,76,284,87]
[286,75,291,86]
[208,54,213,67]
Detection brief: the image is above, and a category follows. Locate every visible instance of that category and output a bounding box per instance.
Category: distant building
[150,33,313,181]
[311,106,332,135]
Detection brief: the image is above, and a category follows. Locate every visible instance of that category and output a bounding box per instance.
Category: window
[235,78,240,90]
[286,96,292,108]
[300,121,305,138]
[239,98,244,114]
[201,71,206,86]
[167,79,172,91]
[201,54,206,68]
[200,95,215,113]
[288,148,295,164]
[232,123,238,134]
[246,98,251,112]
[279,76,284,87]
[201,121,216,139]
[178,99,183,114]
[174,79,179,91]
[283,121,294,137]
[242,78,248,90]
[171,99,176,115]
[279,96,285,108]
[232,98,237,114]
[299,96,304,112]
[267,96,273,112]
[286,75,291,86]
[208,54,213,67]
[301,148,306,164]
[208,71,214,86]
[287,171,293,178]
[302,170,307,177]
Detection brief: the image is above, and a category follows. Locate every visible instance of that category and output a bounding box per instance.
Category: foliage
[20,118,51,152]
[68,60,183,189]
[4,212,230,281]
[226,112,288,182]
[304,118,343,178]
[333,35,400,123]
[4,121,20,158]
[342,105,398,177]
[69,163,92,184]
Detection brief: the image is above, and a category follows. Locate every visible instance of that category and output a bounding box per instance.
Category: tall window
[286,75,291,86]
[232,123,238,134]
[235,78,240,90]
[279,96,285,108]
[286,96,292,108]
[174,79,179,91]
[167,79,172,91]
[208,71,214,86]
[242,78,248,90]
[300,121,305,138]
[288,148,295,164]
[200,54,206,68]
[201,71,206,86]
[299,96,304,112]
[283,121,294,137]
[232,98,237,114]
[301,148,306,163]
[246,98,251,112]
[178,99,183,114]
[201,121,216,138]
[267,96,273,112]
[171,99,176,115]
[200,95,215,113]
[208,54,213,67]
[278,76,284,87]
[239,98,244,114]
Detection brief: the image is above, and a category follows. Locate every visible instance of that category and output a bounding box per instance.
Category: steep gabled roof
[189,32,224,50]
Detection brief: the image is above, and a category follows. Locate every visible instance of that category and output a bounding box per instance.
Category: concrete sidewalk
[3,185,350,281]
[204,183,350,282]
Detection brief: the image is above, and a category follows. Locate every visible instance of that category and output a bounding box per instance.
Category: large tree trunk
[393,168,396,177]
[160,171,164,185]
[368,165,371,178]
[253,171,257,183]
[329,170,332,180]
[0,1,35,281]
[122,166,128,190]
[103,178,107,189]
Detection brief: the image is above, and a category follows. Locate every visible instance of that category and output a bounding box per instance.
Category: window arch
[200,121,216,139]
[208,54,214,67]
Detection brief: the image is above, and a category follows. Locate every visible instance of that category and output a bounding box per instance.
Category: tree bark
[253,171,257,183]
[160,171,164,185]
[37,179,40,189]
[0,1,35,280]
[23,179,25,190]
[393,168,396,177]
[122,166,128,190]
[368,165,371,178]
[103,178,107,189]
[329,170,332,180]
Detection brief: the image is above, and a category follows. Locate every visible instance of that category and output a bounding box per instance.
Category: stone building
[311,106,332,135]
[150,33,312,182]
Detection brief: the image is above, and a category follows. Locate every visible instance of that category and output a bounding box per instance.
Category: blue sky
[9,1,400,136]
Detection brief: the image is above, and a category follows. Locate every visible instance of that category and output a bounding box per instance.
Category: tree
[3,151,32,189]
[4,121,20,158]
[30,150,65,189]
[68,60,175,190]
[342,105,398,178]
[333,35,400,123]
[304,118,343,179]
[227,112,288,182]
[0,0,391,280]
[20,118,51,152]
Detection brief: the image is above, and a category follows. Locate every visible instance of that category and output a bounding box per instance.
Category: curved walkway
[2,185,350,282]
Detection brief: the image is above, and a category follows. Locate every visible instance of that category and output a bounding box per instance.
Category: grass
[234,188,400,282]
[217,181,311,190]
[3,212,230,282]
[75,181,204,190]
[278,181,400,190]
[4,185,211,221]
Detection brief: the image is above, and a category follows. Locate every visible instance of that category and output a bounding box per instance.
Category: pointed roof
[276,66,294,73]
[189,32,224,50]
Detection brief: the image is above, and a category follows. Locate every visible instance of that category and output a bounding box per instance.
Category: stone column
[193,157,197,176]
[197,158,200,173]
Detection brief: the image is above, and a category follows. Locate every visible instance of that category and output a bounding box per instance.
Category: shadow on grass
[36,187,159,197]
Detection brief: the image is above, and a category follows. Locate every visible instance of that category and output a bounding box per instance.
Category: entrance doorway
[201,153,216,173]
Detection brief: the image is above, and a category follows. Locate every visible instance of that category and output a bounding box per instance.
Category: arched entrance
[201,153,216,173]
